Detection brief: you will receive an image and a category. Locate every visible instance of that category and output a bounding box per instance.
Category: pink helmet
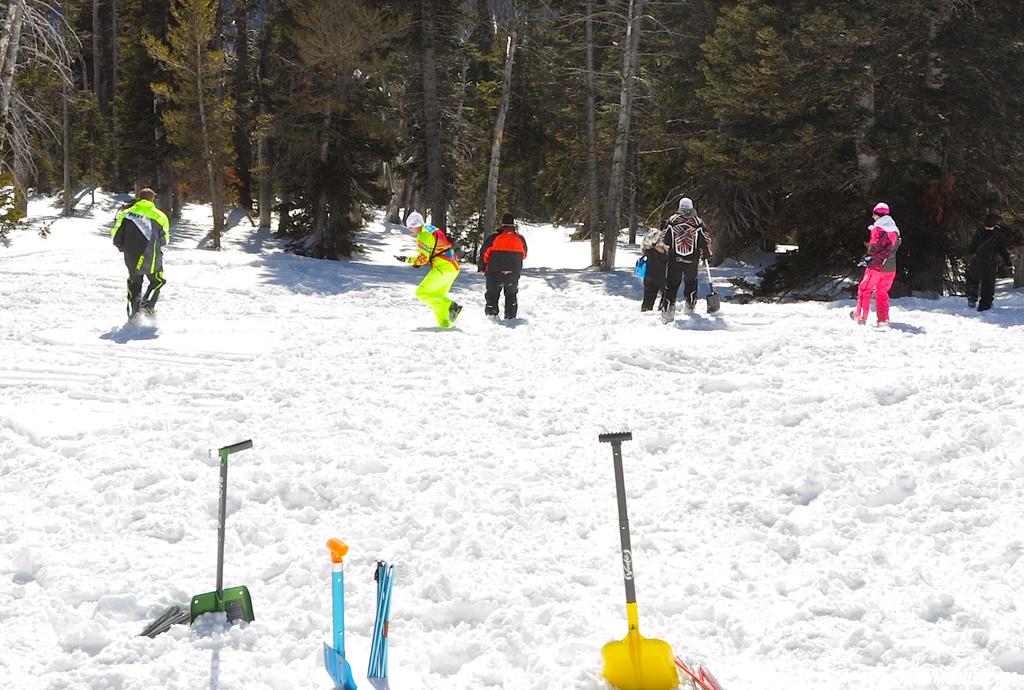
[872,202,890,216]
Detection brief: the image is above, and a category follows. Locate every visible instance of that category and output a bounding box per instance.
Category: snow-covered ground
[2,192,1023,690]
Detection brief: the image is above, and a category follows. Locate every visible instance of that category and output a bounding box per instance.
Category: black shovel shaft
[215,440,252,597]
[601,433,636,605]
[220,439,253,456]
[216,454,228,597]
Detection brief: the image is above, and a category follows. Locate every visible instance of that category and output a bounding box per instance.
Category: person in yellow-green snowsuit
[111,188,170,320]
[394,211,462,328]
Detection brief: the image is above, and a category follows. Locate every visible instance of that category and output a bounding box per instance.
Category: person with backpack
[965,213,1013,312]
[478,212,528,320]
[851,202,902,325]
[395,211,462,327]
[640,219,670,312]
[662,197,712,320]
[111,187,170,320]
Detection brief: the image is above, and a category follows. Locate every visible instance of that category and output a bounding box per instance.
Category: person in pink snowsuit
[853,202,902,325]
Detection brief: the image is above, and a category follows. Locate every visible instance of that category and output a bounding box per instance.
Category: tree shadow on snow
[526,265,741,306]
[882,290,1024,330]
[528,266,643,301]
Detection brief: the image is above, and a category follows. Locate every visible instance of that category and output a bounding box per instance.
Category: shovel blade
[190,585,255,624]
[602,631,678,690]
[324,643,359,690]
[706,291,721,314]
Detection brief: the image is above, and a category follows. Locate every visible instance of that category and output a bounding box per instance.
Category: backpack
[429,227,460,269]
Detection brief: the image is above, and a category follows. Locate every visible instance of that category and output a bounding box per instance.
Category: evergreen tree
[113,0,170,195]
[267,0,404,259]
[145,0,233,248]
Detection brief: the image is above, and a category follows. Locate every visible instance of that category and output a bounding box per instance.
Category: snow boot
[661,303,676,324]
[684,295,696,313]
[449,302,463,324]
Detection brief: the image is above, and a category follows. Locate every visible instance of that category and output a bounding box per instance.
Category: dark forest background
[2,0,1023,296]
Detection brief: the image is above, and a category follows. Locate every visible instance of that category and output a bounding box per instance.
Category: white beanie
[405,211,424,229]
[678,197,694,212]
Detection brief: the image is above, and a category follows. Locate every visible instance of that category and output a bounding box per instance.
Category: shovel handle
[600,433,638,608]
[218,439,253,457]
[327,538,349,564]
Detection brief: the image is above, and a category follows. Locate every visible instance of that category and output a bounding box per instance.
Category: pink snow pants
[856,269,896,322]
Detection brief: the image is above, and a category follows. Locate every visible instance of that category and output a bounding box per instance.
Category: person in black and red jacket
[478,213,528,319]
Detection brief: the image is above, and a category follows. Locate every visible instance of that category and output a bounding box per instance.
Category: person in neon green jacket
[394,211,462,328]
[111,188,170,319]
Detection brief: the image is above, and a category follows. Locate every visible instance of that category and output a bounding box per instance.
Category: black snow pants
[665,260,699,310]
[125,254,166,318]
[641,252,669,311]
[966,263,996,311]
[485,271,520,318]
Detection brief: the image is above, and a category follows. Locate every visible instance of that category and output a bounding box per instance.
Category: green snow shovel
[189,439,255,625]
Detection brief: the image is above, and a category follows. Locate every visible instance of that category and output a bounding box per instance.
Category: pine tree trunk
[62,42,72,215]
[0,0,26,137]
[384,163,403,224]
[232,0,253,209]
[910,14,949,294]
[483,29,518,235]
[854,68,880,195]
[628,140,638,244]
[312,110,331,256]
[196,41,223,249]
[585,0,600,267]
[256,10,272,229]
[111,0,120,186]
[601,0,643,271]
[13,156,27,216]
[420,0,445,228]
[93,0,103,112]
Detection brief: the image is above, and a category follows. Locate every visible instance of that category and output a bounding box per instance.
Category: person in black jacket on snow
[478,213,528,319]
[662,197,712,320]
[640,219,669,311]
[111,188,170,320]
[966,214,1014,311]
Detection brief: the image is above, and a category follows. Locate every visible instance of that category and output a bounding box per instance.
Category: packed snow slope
[2,193,1024,690]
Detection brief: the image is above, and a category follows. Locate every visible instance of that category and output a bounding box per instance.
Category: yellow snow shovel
[599,432,679,690]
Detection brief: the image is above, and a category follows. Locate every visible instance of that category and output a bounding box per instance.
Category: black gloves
[394,255,408,263]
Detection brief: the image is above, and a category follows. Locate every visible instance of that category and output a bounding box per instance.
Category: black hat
[500,212,515,225]
[984,213,999,227]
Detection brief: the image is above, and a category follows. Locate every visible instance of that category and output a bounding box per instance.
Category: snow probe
[189,439,256,625]
[324,538,358,690]
[140,439,255,637]
[598,432,679,690]
[674,657,725,690]
[704,260,720,314]
[367,561,395,689]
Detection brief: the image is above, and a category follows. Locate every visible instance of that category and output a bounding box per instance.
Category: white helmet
[405,211,425,229]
